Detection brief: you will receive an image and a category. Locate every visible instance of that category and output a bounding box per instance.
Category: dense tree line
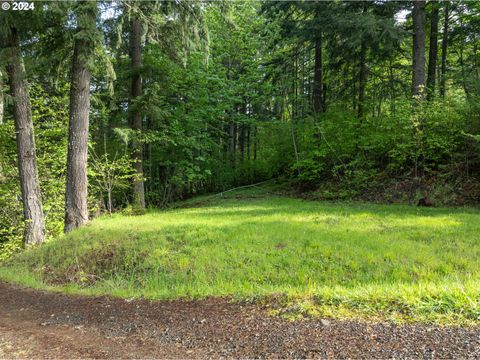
[0,0,480,256]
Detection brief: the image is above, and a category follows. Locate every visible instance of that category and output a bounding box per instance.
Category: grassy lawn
[1,192,479,324]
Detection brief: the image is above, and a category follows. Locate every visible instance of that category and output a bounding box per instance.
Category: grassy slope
[1,191,479,324]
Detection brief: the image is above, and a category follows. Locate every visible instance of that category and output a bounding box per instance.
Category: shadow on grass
[2,195,479,324]
[167,196,480,218]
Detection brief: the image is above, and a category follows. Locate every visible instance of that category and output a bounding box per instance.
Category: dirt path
[0,281,479,359]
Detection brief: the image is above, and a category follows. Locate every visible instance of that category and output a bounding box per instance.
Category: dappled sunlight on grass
[1,196,480,324]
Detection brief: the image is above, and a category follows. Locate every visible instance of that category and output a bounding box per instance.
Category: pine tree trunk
[229,122,236,167]
[65,3,96,233]
[0,78,3,183]
[4,27,46,245]
[129,17,146,210]
[357,3,368,119]
[358,41,367,119]
[389,57,396,115]
[427,2,439,100]
[246,125,251,161]
[253,125,257,161]
[222,123,229,162]
[0,79,4,125]
[352,67,357,111]
[323,82,327,112]
[412,0,426,99]
[0,77,4,184]
[440,1,449,97]
[239,124,245,163]
[313,34,324,114]
[459,41,470,99]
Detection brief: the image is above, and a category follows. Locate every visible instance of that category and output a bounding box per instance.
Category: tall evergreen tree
[427,1,439,100]
[0,76,3,182]
[65,1,98,232]
[120,0,207,208]
[440,1,449,98]
[313,33,323,114]
[129,15,146,210]
[412,0,426,98]
[312,5,324,115]
[0,78,4,124]
[357,2,369,120]
[2,27,46,245]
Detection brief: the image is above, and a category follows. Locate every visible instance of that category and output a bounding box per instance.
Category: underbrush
[1,192,479,325]
[303,175,480,206]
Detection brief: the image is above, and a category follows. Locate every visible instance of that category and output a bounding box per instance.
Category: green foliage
[3,0,480,260]
[0,231,22,262]
[101,2,279,206]
[89,144,136,214]
[31,84,69,239]
[291,94,477,203]
[0,83,69,258]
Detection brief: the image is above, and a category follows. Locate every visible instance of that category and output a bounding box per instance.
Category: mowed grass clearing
[1,193,479,324]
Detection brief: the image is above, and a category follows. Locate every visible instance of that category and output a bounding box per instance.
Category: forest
[1,2,480,355]
[0,0,479,252]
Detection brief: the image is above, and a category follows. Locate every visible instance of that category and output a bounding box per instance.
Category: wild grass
[1,190,479,324]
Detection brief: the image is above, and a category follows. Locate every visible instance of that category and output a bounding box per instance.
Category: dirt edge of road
[0,281,478,358]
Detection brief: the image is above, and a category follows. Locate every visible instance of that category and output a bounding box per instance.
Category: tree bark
[459,40,470,99]
[427,2,439,100]
[246,125,250,161]
[358,40,367,119]
[65,2,97,233]
[357,2,368,119]
[0,78,4,125]
[253,124,257,161]
[222,123,229,162]
[129,17,146,210]
[323,82,327,112]
[229,122,236,167]
[312,34,324,114]
[0,78,3,183]
[440,1,449,97]
[412,0,426,99]
[389,57,396,115]
[239,123,245,163]
[352,66,357,111]
[0,71,7,186]
[4,27,46,245]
